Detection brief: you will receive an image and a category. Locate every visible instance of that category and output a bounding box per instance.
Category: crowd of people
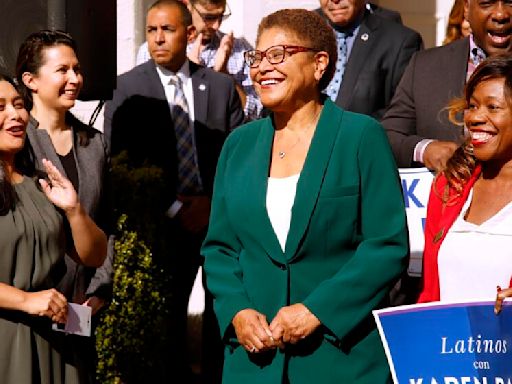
[0,0,511,383]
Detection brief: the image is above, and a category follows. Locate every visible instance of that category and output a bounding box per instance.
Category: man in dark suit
[317,0,422,119]
[104,0,244,381]
[383,0,512,171]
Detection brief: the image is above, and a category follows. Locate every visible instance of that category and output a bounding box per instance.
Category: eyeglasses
[244,45,319,68]
[191,2,231,23]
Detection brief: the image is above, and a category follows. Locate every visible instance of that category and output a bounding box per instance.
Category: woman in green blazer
[202,9,408,384]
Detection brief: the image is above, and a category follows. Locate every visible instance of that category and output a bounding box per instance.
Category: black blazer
[104,59,244,206]
[367,3,402,24]
[382,37,469,167]
[316,10,423,120]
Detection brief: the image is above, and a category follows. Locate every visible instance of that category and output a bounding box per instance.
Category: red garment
[418,165,481,302]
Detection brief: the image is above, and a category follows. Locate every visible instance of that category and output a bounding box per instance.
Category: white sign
[399,167,434,277]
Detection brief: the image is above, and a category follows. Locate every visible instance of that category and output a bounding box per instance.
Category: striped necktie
[170,74,202,194]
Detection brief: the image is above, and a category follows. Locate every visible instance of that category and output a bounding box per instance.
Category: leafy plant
[95,152,172,383]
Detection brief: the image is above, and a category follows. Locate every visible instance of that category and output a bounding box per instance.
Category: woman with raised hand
[0,73,106,383]
[201,8,408,384]
[16,29,113,383]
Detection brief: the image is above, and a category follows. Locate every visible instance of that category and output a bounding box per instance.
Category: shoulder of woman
[67,112,101,136]
[227,118,268,143]
[337,109,384,138]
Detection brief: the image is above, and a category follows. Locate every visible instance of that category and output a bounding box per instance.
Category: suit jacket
[317,9,423,120]
[382,37,469,167]
[104,59,244,204]
[367,2,402,24]
[202,99,408,384]
[26,113,113,301]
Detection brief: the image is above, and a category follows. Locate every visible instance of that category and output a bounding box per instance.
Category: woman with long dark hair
[0,72,106,383]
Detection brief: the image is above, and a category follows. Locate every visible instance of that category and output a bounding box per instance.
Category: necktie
[325,31,349,101]
[170,74,202,194]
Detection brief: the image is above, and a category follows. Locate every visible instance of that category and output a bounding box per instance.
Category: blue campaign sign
[373,301,512,384]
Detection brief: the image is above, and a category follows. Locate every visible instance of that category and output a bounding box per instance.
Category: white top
[266,174,300,251]
[438,189,512,301]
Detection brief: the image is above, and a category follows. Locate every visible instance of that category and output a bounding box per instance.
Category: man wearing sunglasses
[137,0,262,122]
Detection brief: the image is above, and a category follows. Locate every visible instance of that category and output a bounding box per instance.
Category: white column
[436,0,454,46]
[380,0,452,48]
[117,0,142,74]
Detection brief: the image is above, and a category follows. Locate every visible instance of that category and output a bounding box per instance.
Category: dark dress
[0,178,79,384]
[26,113,113,384]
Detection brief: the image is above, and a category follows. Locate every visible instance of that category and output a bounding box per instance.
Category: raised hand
[188,32,204,65]
[39,158,78,212]
[213,31,234,73]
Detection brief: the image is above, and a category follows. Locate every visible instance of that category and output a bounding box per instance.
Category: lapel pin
[199,84,206,91]
[361,33,369,41]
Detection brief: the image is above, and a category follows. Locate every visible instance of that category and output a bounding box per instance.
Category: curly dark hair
[256,8,337,91]
[442,55,512,201]
[15,29,77,111]
[0,73,35,215]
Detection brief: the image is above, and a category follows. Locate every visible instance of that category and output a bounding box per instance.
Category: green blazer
[202,99,408,384]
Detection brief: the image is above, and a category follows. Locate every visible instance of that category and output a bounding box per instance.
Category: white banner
[399,167,434,277]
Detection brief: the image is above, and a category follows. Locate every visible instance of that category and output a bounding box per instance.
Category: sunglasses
[191,2,231,23]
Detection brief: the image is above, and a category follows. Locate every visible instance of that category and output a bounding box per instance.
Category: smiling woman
[15,30,113,384]
[202,8,408,384]
[0,72,107,384]
[419,56,512,304]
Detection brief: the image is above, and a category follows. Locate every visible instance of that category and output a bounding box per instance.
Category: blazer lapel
[144,60,167,101]
[446,37,469,97]
[336,13,376,108]
[247,117,288,264]
[26,118,66,177]
[285,100,342,261]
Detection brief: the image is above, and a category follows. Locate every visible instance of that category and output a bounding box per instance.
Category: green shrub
[95,152,172,383]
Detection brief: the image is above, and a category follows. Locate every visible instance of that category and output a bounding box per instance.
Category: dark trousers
[165,223,223,384]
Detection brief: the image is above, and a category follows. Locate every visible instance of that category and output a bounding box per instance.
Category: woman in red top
[419,56,512,304]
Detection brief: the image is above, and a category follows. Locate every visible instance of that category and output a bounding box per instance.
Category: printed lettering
[402,178,424,208]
